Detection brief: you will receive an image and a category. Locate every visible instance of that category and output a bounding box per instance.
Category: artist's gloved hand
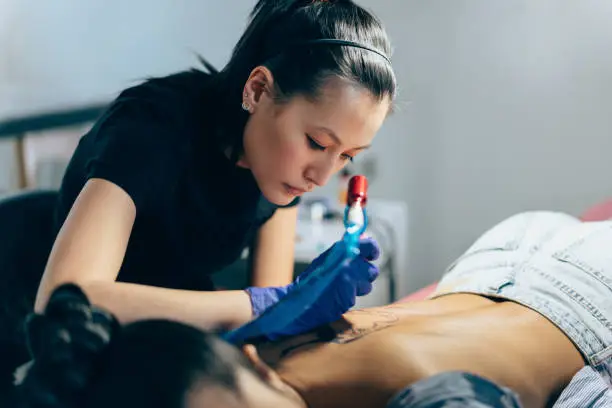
[245,237,380,332]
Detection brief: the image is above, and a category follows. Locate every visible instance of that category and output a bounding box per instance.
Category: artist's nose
[304,158,336,188]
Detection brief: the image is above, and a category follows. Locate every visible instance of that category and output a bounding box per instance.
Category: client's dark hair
[16,284,249,408]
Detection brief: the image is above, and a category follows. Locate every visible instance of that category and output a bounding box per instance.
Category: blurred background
[1,0,612,302]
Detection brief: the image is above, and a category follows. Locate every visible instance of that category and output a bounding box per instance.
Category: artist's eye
[306,134,326,151]
[307,134,354,162]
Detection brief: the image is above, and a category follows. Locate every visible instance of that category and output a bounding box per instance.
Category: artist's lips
[284,183,308,196]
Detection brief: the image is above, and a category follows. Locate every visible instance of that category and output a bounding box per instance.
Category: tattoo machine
[222,175,369,346]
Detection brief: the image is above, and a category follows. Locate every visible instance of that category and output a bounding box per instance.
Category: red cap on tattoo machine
[347,175,368,207]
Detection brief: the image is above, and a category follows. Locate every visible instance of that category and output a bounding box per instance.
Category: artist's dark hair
[205,0,396,157]
[15,284,251,408]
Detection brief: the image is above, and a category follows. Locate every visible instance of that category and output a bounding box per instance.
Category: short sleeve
[84,97,186,212]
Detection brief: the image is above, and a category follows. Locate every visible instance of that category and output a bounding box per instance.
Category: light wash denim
[431,211,612,390]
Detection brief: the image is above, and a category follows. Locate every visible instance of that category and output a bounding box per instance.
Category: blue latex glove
[245,236,380,335]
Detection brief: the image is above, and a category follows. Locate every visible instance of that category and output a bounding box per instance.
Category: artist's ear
[242,344,283,386]
[242,66,275,112]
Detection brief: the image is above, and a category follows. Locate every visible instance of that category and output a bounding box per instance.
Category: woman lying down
[12,211,612,408]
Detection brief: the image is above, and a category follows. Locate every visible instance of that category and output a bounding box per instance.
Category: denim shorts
[430,211,612,386]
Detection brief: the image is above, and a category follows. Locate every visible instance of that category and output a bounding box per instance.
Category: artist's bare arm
[249,206,298,287]
[36,178,252,330]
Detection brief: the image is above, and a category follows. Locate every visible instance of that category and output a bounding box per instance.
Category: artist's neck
[224,147,250,169]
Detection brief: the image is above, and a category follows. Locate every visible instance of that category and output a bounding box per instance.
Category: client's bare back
[255,294,584,408]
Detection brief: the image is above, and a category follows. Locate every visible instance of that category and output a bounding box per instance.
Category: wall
[2,0,612,295]
[363,0,612,291]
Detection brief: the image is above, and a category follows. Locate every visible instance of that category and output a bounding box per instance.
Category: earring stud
[242,102,251,112]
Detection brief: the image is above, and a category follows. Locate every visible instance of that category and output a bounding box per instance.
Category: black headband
[296,38,392,64]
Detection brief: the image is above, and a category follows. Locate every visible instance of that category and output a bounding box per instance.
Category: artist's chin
[261,184,302,207]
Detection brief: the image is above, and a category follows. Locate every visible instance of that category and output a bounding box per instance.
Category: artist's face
[240,67,390,206]
[187,345,306,408]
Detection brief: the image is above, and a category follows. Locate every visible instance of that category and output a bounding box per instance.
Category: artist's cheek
[278,136,306,173]
[245,117,273,160]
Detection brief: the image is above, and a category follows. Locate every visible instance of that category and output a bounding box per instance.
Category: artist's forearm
[250,263,294,287]
[80,281,253,330]
[250,206,298,287]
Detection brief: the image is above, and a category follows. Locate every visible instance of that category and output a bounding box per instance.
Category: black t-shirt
[54,70,299,291]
